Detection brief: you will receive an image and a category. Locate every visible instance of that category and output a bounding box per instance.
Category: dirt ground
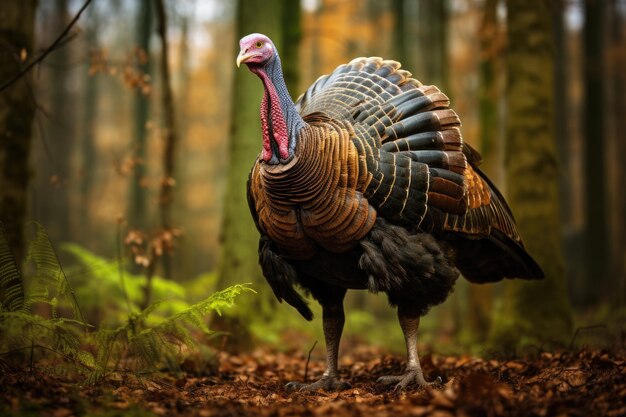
[2,345,625,417]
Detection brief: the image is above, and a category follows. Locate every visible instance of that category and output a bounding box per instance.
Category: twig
[0,0,93,93]
[304,340,318,383]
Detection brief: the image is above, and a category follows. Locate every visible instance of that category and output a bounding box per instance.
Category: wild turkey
[236,33,544,391]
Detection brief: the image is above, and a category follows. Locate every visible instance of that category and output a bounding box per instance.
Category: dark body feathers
[249,57,544,320]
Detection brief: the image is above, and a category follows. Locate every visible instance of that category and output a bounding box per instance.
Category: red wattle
[253,67,289,162]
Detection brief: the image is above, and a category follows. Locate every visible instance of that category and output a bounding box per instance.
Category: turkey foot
[381,312,442,391]
[285,302,349,392]
[377,367,442,391]
[286,376,351,392]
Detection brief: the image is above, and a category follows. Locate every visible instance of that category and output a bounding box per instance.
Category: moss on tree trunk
[490,0,572,349]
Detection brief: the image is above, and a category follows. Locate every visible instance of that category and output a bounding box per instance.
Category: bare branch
[0,0,93,93]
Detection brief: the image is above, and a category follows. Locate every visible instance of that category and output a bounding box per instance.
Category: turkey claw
[285,376,351,392]
[377,369,441,391]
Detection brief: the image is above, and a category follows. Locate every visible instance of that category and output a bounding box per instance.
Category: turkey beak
[236,50,252,68]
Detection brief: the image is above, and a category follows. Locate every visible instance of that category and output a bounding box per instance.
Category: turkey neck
[251,55,306,164]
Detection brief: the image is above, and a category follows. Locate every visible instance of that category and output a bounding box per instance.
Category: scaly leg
[286,303,351,391]
[377,307,441,390]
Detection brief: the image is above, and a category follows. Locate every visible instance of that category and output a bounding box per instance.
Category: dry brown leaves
[2,346,625,417]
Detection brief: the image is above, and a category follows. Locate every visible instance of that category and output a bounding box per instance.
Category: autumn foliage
[2,346,625,416]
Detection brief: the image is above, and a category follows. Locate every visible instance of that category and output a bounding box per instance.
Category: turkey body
[248,57,542,319]
[238,34,543,391]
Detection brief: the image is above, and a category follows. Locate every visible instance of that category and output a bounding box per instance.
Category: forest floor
[1,344,625,417]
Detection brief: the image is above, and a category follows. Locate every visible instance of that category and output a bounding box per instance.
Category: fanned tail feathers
[300,57,544,282]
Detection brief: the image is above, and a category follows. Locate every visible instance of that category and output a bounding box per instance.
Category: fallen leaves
[1,347,624,417]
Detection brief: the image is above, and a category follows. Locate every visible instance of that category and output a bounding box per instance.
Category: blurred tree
[79,5,99,244]
[552,0,570,226]
[366,0,393,58]
[308,1,322,83]
[281,0,301,97]
[467,0,501,343]
[128,0,153,231]
[216,0,284,309]
[607,0,626,305]
[37,0,75,243]
[478,0,504,185]
[154,0,179,281]
[490,0,572,348]
[176,12,191,168]
[0,0,37,264]
[415,0,449,93]
[551,0,583,308]
[392,0,407,65]
[583,0,608,306]
[174,3,193,280]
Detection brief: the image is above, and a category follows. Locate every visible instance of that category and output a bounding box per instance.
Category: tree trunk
[154,0,179,281]
[37,0,74,243]
[551,0,583,309]
[392,0,407,65]
[583,0,608,306]
[216,0,283,310]
[154,0,177,231]
[607,0,626,306]
[128,0,153,231]
[281,0,301,98]
[467,0,500,342]
[0,0,37,265]
[490,0,572,349]
[79,6,99,245]
[174,11,193,280]
[552,0,569,226]
[416,0,449,93]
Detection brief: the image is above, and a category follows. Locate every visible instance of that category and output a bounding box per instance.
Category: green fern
[89,284,254,380]
[0,222,24,312]
[0,224,91,374]
[0,311,94,369]
[24,222,83,322]
[1,223,255,382]
[62,243,187,325]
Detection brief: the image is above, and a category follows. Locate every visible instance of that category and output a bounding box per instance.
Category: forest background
[1,0,625,364]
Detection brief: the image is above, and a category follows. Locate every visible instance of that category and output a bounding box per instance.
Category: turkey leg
[377,308,441,390]
[286,302,351,391]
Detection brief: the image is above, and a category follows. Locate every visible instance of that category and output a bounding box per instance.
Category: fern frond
[0,222,24,312]
[25,222,84,322]
[133,284,253,364]
[0,311,90,369]
[62,243,188,325]
[118,284,254,373]
[157,283,254,331]
[86,325,128,383]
